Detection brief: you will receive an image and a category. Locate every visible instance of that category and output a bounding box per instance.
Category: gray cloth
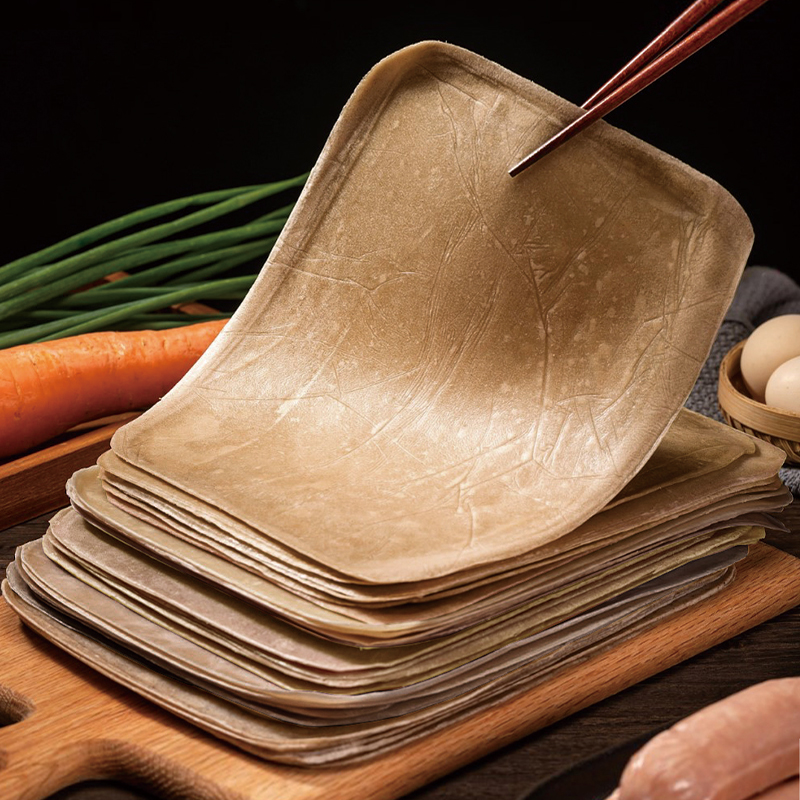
[685,266,800,494]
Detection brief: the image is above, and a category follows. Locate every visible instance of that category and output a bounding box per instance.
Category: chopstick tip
[508,151,539,178]
[509,140,554,177]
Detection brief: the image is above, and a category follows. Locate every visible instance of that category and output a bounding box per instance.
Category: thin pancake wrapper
[109,41,755,584]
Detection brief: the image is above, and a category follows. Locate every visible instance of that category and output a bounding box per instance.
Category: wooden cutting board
[0,415,138,531]
[1,542,800,800]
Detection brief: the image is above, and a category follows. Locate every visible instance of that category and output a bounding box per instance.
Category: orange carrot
[0,320,226,460]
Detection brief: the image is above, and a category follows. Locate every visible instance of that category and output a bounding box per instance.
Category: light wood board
[0,416,138,532]
[1,542,799,800]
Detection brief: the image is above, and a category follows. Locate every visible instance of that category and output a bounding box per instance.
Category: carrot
[0,319,226,460]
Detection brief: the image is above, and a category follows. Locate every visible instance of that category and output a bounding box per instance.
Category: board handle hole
[0,682,35,727]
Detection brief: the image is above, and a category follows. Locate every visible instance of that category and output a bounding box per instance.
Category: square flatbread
[109,41,755,583]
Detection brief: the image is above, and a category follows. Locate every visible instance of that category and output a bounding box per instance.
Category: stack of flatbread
[2,41,791,766]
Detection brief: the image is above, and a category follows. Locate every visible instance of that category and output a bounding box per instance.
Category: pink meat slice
[611,678,800,800]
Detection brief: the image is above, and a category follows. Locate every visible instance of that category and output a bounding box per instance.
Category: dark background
[1,1,796,279]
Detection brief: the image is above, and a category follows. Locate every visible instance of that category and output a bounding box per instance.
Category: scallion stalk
[0,275,257,348]
[0,217,286,321]
[0,172,307,349]
[62,235,279,297]
[0,173,306,303]
[0,183,266,282]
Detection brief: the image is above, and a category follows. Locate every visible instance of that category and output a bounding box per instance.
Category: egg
[764,355,800,414]
[739,314,800,402]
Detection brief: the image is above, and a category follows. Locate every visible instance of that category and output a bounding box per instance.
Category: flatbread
[110,42,755,583]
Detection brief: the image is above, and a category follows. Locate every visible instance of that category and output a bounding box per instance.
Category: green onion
[113,314,232,330]
[0,173,306,304]
[51,282,254,305]
[0,275,258,349]
[7,310,231,324]
[0,184,266,281]
[0,210,288,321]
[84,231,282,292]
[162,237,277,286]
[0,172,307,349]
[55,236,279,300]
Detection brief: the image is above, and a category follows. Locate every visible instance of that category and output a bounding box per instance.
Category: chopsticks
[509,0,772,177]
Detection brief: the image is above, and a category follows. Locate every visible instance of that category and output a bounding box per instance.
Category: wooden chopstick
[508,0,772,177]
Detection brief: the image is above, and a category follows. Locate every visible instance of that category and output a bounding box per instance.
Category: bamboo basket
[718,340,800,465]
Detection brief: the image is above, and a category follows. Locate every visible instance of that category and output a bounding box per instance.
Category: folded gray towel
[685,266,800,494]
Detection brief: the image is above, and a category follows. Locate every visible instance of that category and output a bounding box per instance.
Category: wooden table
[2,503,799,800]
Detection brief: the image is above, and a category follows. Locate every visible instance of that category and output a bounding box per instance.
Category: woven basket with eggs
[718,315,800,465]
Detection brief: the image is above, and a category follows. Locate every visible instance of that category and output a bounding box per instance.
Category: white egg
[740,314,800,402]
[764,355,800,414]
